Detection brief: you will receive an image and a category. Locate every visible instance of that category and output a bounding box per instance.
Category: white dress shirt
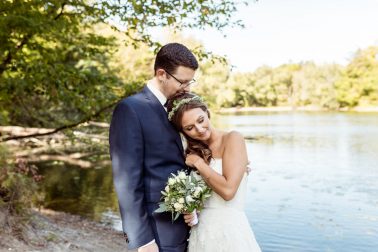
[147,82,167,111]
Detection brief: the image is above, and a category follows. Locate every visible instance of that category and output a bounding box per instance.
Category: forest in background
[194,44,378,110]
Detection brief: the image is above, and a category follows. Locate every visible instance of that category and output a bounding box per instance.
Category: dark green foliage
[0,0,246,127]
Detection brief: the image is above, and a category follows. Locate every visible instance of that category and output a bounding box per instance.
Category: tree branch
[27,154,92,168]
[0,35,30,75]
[0,2,67,76]
[54,2,66,20]
[1,100,119,142]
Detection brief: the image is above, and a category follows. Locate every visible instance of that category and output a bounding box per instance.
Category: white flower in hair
[168,96,203,121]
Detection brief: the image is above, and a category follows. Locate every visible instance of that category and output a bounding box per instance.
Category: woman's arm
[186,131,248,201]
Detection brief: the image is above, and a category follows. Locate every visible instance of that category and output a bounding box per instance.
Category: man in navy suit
[109,43,198,252]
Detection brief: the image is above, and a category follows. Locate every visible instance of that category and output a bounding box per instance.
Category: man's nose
[183,85,191,93]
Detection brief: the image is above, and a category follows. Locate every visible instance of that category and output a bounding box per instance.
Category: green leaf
[174,212,180,221]
[154,203,167,213]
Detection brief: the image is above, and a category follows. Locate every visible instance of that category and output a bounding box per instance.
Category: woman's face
[181,107,211,141]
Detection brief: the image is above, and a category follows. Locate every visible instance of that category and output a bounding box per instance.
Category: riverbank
[218,106,378,113]
[0,208,127,252]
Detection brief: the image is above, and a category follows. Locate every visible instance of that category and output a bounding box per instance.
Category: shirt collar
[147,82,167,109]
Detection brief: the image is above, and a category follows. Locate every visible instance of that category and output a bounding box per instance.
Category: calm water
[39,112,378,252]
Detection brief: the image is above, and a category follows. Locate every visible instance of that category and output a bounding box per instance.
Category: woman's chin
[196,131,210,141]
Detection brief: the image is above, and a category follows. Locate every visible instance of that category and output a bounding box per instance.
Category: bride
[166,93,261,252]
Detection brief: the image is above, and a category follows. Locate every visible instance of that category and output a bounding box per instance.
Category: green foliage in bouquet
[155,170,212,221]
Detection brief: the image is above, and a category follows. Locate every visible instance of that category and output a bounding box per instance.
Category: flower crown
[168,96,203,121]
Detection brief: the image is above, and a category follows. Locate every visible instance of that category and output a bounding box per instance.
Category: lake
[39,112,378,252]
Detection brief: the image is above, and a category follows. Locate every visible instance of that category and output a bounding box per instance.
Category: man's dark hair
[154,43,198,75]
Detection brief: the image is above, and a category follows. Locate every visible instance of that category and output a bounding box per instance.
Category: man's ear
[156,68,166,81]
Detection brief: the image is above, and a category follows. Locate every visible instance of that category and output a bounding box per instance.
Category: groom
[109,43,198,252]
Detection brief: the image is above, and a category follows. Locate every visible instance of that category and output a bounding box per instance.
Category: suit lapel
[141,87,184,156]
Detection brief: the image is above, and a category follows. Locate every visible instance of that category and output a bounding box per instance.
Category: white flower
[186,195,194,202]
[154,169,212,221]
[193,187,202,197]
[168,178,176,185]
[191,171,202,180]
[178,171,187,180]
[174,203,183,211]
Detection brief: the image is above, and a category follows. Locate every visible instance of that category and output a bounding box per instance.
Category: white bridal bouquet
[155,170,212,222]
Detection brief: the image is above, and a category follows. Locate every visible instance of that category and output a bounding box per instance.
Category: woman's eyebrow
[183,116,203,128]
[183,123,194,128]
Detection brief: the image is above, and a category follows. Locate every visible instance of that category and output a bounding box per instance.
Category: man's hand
[138,242,159,252]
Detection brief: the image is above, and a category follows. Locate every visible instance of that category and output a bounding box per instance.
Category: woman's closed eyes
[184,116,204,131]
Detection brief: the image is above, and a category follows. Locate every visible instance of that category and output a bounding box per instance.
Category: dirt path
[0,209,128,252]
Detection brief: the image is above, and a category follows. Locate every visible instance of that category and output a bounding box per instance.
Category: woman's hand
[185,154,203,168]
[183,210,199,227]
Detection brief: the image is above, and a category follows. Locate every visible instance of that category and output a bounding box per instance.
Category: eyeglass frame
[164,70,197,88]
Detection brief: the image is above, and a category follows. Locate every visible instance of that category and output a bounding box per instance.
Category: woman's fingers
[183,213,195,224]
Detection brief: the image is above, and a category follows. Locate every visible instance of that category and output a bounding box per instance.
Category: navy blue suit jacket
[109,86,190,251]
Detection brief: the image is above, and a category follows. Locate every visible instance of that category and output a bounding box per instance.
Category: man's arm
[109,101,155,250]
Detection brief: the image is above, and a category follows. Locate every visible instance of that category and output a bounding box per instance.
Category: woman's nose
[195,125,205,133]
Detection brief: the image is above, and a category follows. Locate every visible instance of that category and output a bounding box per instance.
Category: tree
[0,0,248,129]
[291,62,340,109]
[335,46,378,107]
[194,58,232,108]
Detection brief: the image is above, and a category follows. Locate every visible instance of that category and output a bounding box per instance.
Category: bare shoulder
[223,131,248,167]
[222,131,246,152]
[225,131,245,144]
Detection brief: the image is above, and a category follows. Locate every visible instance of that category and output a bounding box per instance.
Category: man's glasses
[165,70,197,88]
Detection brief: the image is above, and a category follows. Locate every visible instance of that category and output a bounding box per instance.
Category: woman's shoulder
[221,131,245,152]
[225,130,244,142]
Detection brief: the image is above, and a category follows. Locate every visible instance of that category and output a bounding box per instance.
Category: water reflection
[38,112,378,252]
[38,163,118,222]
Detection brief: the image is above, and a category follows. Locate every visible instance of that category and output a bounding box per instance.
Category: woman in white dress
[166,93,261,252]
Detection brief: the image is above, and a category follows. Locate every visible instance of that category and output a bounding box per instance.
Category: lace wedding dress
[188,158,261,252]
